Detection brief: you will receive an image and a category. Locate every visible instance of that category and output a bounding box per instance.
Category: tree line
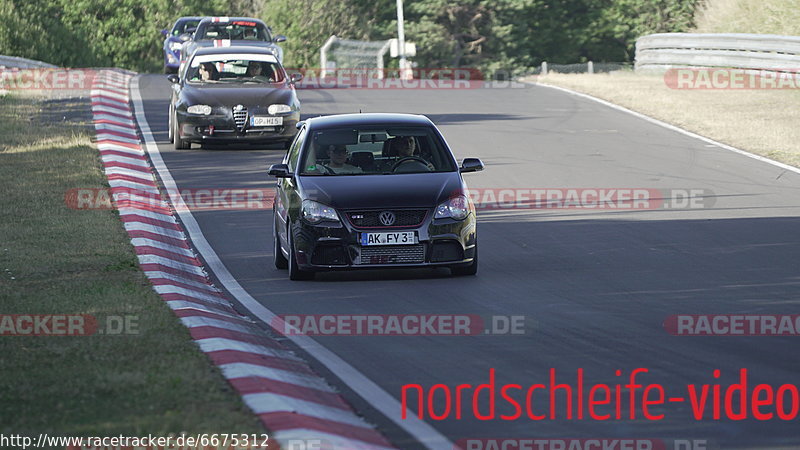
[0,0,698,73]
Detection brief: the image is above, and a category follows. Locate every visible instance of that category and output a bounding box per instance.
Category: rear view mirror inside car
[314,129,358,146]
[359,133,388,143]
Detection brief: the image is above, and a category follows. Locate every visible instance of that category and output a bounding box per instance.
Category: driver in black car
[392,136,434,171]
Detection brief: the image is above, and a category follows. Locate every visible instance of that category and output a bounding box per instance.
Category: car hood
[181,84,295,107]
[298,172,465,210]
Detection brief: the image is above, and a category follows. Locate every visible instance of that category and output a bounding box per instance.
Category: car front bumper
[289,209,477,271]
[177,111,299,144]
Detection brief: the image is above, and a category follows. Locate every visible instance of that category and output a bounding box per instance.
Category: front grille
[233,107,247,131]
[358,244,425,265]
[346,209,427,228]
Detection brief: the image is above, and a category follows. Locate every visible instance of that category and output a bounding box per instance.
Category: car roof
[198,17,267,26]
[305,113,435,129]
[192,45,277,57]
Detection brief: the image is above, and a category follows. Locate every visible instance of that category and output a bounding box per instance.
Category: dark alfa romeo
[168,46,302,149]
[268,113,484,280]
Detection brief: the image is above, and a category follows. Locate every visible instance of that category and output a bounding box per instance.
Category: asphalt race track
[136,74,800,449]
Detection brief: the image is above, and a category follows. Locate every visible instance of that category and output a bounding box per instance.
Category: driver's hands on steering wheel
[391,156,434,172]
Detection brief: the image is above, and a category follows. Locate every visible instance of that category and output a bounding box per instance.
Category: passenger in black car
[322,145,363,174]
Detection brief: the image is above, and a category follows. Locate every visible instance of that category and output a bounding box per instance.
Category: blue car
[161,17,204,74]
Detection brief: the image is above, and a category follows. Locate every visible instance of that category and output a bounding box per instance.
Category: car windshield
[299,126,457,176]
[172,19,199,36]
[187,58,285,84]
[197,21,271,41]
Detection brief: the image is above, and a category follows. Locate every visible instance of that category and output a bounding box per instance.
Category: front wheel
[451,244,478,276]
[273,218,288,269]
[173,113,189,150]
[288,224,314,280]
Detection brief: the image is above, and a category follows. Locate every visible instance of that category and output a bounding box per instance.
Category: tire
[173,113,189,150]
[451,244,478,276]
[167,105,174,143]
[287,224,314,280]
[273,218,288,269]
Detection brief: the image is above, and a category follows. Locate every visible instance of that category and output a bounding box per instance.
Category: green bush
[0,0,230,72]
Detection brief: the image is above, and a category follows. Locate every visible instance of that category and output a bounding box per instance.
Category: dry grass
[0,93,264,435]
[695,0,800,35]
[532,71,800,167]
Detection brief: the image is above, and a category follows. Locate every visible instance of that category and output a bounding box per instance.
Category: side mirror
[179,33,192,42]
[274,35,287,43]
[459,158,484,173]
[295,121,305,130]
[166,74,180,84]
[290,73,303,84]
[268,163,293,178]
[161,29,169,36]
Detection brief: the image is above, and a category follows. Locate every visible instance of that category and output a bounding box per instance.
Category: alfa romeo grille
[233,107,248,131]
[347,209,427,228]
[359,244,425,264]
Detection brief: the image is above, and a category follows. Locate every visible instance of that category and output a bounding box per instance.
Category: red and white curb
[90,70,395,450]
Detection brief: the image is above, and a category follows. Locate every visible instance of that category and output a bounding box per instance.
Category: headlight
[187,104,212,115]
[268,104,292,115]
[170,42,183,51]
[301,200,339,224]
[434,195,469,220]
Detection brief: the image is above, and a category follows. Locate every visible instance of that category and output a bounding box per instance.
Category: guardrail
[635,33,800,72]
[0,55,57,69]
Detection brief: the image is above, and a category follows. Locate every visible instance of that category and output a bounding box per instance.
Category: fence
[0,55,57,69]
[635,33,800,73]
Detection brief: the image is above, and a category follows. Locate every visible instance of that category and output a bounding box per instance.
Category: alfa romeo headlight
[268,104,292,115]
[187,104,212,115]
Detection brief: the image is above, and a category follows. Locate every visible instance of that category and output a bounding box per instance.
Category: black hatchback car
[268,113,484,280]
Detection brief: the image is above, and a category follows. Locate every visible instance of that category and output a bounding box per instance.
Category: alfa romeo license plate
[250,116,283,126]
[360,231,417,246]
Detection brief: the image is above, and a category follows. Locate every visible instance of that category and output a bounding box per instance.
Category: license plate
[360,231,417,246]
[250,116,283,127]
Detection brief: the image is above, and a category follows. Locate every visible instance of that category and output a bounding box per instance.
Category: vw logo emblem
[234,104,244,111]
[378,211,396,226]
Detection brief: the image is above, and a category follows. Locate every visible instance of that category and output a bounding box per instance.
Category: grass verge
[534,71,800,168]
[0,92,264,436]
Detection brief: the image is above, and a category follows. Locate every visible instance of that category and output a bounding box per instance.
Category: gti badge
[378,211,396,226]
